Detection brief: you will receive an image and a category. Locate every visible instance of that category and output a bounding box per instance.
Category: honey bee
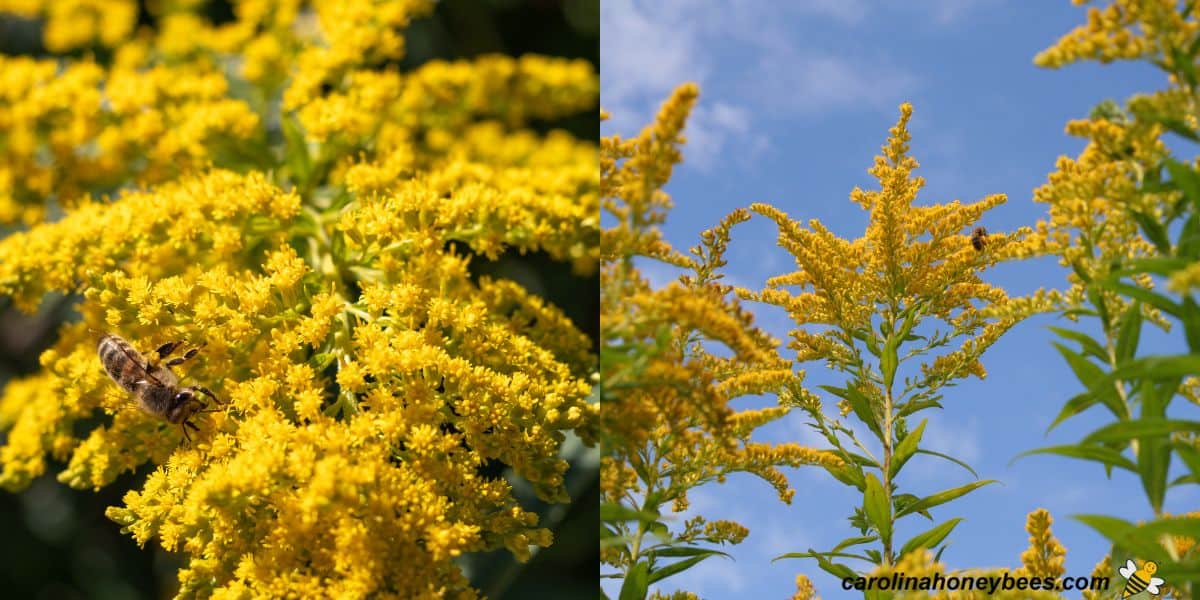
[97,333,220,442]
[970,226,988,251]
[1119,559,1165,598]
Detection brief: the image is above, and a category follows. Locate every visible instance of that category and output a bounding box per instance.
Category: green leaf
[1074,515,1171,564]
[890,419,926,478]
[914,449,979,478]
[899,518,963,557]
[895,480,998,519]
[881,335,900,389]
[1167,158,1200,207]
[647,553,725,584]
[1010,444,1137,473]
[1174,441,1200,479]
[1052,342,1106,388]
[1115,302,1143,364]
[819,384,883,441]
[1179,213,1200,259]
[812,552,860,580]
[831,536,878,553]
[1082,418,1200,445]
[1100,281,1182,318]
[773,551,870,564]
[1130,210,1172,254]
[1047,326,1109,362]
[898,398,943,418]
[1138,433,1171,513]
[824,461,866,491]
[619,561,649,600]
[1155,560,1200,584]
[1183,296,1200,353]
[647,546,732,559]
[601,503,660,524]
[1111,257,1194,278]
[864,473,892,545]
[1046,344,1128,428]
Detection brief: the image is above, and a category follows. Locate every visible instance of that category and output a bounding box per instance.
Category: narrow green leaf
[864,473,892,545]
[1083,418,1200,445]
[1183,296,1200,353]
[831,536,878,553]
[619,561,649,600]
[1052,342,1106,388]
[773,551,870,563]
[1115,302,1143,364]
[899,518,963,557]
[812,552,860,580]
[881,336,900,389]
[1179,213,1200,259]
[1174,441,1200,478]
[819,384,883,441]
[914,449,979,478]
[1138,434,1171,514]
[890,419,926,478]
[824,461,866,491]
[1047,326,1108,362]
[898,398,943,418]
[1130,210,1172,254]
[1010,444,1137,473]
[1167,158,1200,206]
[1074,515,1171,564]
[1111,257,1194,278]
[601,503,660,524]
[895,480,997,519]
[647,554,722,584]
[647,546,732,559]
[1099,281,1182,318]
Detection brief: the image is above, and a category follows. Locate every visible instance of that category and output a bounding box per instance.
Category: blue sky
[601,2,1195,598]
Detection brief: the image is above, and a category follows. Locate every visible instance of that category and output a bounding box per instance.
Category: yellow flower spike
[1018,508,1067,580]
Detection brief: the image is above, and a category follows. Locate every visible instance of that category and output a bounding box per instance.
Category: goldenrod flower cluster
[1030,0,1195,321]
[600,85,838,585]
[0,1,598,598]
[742,104,1027,388]
[1034,0,1197,68]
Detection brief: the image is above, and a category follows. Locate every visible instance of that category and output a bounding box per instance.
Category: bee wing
[1146,577,1165,594]
[1119,559,1137,578]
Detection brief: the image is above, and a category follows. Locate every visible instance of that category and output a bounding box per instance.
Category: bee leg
[155,341,183,360]
[166,344,204,368]
[193,385,223,405]
[180,420,201,445]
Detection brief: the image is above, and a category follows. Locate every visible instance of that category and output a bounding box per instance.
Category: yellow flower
[0,2,599,596]
[600,85,838,593]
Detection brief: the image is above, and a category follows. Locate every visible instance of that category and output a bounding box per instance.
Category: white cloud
[747,55,918,116]
[601,0,919,171]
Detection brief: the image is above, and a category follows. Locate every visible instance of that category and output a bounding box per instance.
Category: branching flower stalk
[599,85,839,599]
[739,104,1033,572]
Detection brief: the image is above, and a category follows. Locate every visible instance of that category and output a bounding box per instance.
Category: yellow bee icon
[1119,559,1165,598]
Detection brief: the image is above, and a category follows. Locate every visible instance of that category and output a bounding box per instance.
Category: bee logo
[1119,559,1165,598]
[97,333,221,443]
[970,226,988,252]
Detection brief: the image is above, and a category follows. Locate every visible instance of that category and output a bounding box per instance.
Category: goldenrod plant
[600,85,839,599]
[1012,0,1200,595]
[0,1,599,598]
[737,103,1031,574]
